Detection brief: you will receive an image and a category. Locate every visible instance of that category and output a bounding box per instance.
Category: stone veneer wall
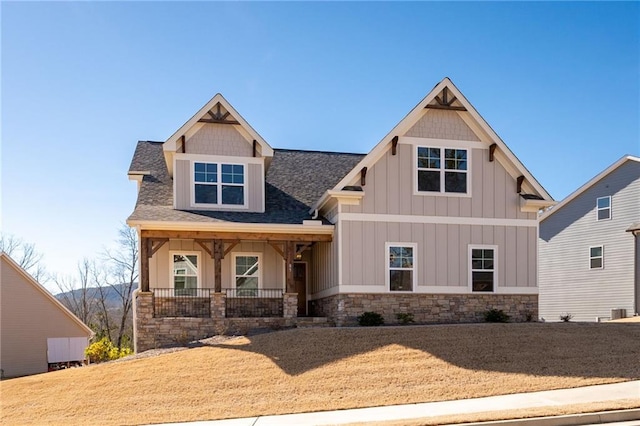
[309,293,537,326]
[135,292,299,352]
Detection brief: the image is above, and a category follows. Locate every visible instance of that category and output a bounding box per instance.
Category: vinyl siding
[343,143,534,221]
[174,157,264,212]
[185,123,253,157]
[341,222,537,289]
[149,240,285,290]
[539,160,640,321]
[0,257,91,378]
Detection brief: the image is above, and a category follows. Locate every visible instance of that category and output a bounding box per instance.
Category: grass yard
[1,322,639,425]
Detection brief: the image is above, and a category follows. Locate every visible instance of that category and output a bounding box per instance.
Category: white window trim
[468,245,498,293]
[414,145,472,198]
[385,242,417,293]
[596,196,611,221]
[232,252,262,291]
[169,251,201,292]
[589,245,604,270]
[190,160,249,209]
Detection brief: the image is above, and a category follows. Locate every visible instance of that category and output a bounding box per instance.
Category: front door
[293,262,307,316]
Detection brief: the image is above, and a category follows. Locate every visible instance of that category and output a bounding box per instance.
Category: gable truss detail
[425,87,467,112]
[198,103,240,125]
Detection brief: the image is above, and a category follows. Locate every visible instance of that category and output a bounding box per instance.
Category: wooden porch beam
[223,241,240,257]
[296,243,312,256]
[285,241,295,293]
[195,240,214,258]
[489,143,497,162]
[267,242,285,259]
[141,230,332,242]
[213,240,224,293]
[150,238,168,257]
[517,175,525,194]
[140,237,150,292]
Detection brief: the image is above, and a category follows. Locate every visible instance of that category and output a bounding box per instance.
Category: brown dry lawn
[1,322,639,425]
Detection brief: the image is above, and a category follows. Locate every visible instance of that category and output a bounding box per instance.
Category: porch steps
[295,317,332,328]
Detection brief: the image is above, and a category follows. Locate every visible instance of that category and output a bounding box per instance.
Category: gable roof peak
[163,93,273,157]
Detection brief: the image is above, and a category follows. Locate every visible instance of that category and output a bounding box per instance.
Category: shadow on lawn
[213,322,640,378]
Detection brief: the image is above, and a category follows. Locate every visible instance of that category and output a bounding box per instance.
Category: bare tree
[55,258,97,327]
[103,225,138,348]
[0,233,48,282]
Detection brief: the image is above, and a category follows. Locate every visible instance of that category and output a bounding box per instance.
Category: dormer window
[194,162,245,206]
[596,196,611,221]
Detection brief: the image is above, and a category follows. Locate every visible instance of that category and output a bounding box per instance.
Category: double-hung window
[234,254,260,296]
[417,147,468,194]
[470,247,496,292]
[172,253,199,296]
[589,246,603,269]
[194,162,245,206]
[596,196,611,221]
[387,243,416,292]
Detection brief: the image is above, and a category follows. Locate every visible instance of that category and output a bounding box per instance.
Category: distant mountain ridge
[55,282,139,307]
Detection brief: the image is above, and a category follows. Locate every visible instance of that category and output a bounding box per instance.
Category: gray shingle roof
[127,142,364,225]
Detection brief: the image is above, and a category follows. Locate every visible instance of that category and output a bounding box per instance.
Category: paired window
[470,247,495,292]
[387,244,416,292]
[417,147,468,194]
[234,254,260,296]
[194,162,245,206]
[596,196,611,221]
[172,253,199,295]
[589,246,603,269]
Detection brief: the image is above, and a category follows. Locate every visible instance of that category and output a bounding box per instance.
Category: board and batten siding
[539,160,640,321]
[310,235,340,297]
[149,240,285,290]
[174,157,264,212]
[341,221,536,290]
[1,256,91,378]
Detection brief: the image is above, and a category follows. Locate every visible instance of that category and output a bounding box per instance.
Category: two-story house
[128,78,554,352]
[539,155,640,322]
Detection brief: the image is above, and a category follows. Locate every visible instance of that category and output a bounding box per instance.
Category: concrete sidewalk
[164,380,640,426]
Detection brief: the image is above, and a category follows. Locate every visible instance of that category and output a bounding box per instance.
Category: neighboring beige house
[0,253,93,378]
[128,77,554,352]
[539,155,640,321]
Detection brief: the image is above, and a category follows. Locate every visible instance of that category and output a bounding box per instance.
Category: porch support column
[285,241,295,293]
[213,240,224,293]
[140,237,150,292]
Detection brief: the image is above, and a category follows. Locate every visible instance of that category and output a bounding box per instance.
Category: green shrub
[85,337,132,363]
[484,308,510,323]
[357,311,385,326]
[396,312,415,325]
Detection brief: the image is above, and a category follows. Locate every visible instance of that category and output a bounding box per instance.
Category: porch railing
[224,288,284,318]
[153,288,212,318]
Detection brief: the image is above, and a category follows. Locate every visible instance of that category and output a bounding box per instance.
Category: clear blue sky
[2,1,639,287]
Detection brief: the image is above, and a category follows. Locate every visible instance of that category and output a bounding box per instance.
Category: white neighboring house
[539,155,640,322]
[0,253,94,378]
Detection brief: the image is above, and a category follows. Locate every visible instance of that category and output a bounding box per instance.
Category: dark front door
[293,262,307,316]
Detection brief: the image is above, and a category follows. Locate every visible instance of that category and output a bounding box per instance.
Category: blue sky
[2,1,639,287]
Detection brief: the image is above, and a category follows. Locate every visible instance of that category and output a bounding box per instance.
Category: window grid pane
[589,246,603,269]
[389,245,414,292]
[417,147,467,194]
[471,248,494,292]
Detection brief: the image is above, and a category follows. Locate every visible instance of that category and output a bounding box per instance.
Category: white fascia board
[541,155,640,221]
[127,172,150,182]
[163,93,274,157]
[125,220,334,235]
[310,189,366,213]
[448,82,553,201]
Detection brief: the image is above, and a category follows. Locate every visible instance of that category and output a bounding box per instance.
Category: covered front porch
[134,228,331,351]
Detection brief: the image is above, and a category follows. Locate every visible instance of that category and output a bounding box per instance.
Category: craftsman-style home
[128,78,554,351]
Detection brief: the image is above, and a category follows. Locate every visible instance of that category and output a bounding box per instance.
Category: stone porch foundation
[309,293,537,326]
[134,291,299,352]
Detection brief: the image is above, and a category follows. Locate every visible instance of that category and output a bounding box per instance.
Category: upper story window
[417,147,468,194]
[589,246,603,269]
[596,196,611,221]
[194,162,245,206]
